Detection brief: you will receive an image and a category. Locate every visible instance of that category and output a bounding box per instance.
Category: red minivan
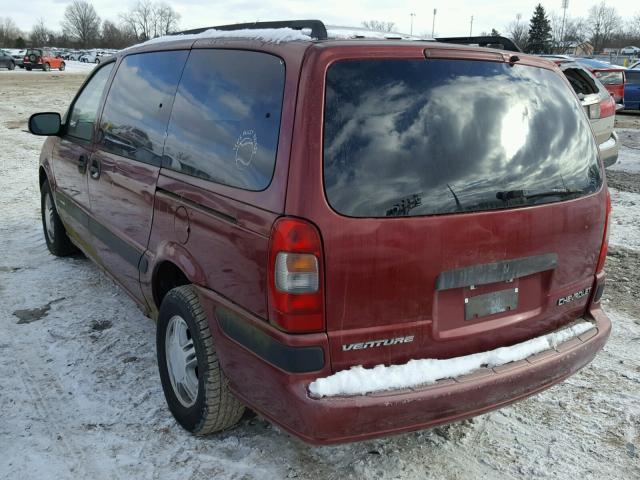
[29,20,611,445]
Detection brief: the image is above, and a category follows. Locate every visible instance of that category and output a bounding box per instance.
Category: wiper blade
[496,188,583,201]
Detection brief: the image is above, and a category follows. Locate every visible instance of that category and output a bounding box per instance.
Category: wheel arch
[150,244,207,310]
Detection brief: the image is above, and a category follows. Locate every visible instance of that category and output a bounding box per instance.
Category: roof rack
[174,20,328,40]
[435,36,522,53]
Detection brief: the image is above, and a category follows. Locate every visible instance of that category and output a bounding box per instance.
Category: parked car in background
[0,49,16,70]
[80,50,104,63]
[624,69,640,110]
[28,22,612,445]
[548,58,618,167]
[620,46,640,55]
[67,50,85,61]
[7,49,25,68]
[575,58,626,106]
[23,48,65,71]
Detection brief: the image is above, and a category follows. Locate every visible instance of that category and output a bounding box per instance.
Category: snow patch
[132,27,312,49]
[609,128,640,173]
[609,187,640,251]
[309,322,594,398]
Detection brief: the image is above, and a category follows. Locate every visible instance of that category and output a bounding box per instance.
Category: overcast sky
[6,0,638,37]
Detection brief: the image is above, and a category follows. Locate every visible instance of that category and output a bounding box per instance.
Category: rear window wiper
[495,188,583,202]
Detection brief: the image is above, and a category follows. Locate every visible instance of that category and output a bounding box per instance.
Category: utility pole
[560,0,569,53]
[432,9,437,38]
[469,15,474,37]
[410,13,416,36]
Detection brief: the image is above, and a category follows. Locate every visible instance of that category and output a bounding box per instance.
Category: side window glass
[98,50,188,165]
[163,49,285,191]
[66,63,114,141]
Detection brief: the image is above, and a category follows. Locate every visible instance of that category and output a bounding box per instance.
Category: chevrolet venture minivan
[30,20,611,444]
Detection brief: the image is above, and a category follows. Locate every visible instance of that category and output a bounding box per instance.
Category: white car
[80,51,104,64]
[630,60,640,69]
[620,46,640,55]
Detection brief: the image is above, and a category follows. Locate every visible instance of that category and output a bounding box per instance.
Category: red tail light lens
[268,217,324,333]
[596,190,611,273]
[599,96,616,118]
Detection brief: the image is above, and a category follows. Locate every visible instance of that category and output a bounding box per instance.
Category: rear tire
[41,182,77,257]
[157,285,245,435]
[59,62,65,71]
[8,61,15,70]
[43,63,50,72]
[26,66,32,71]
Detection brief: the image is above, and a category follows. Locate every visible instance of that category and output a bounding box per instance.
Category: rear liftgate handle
[89,157,101,180]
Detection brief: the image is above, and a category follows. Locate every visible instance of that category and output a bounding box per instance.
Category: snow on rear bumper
[294,308,610,444]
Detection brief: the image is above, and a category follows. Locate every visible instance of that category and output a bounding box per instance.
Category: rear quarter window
[162,49,285,191]
[595,71,624,85]
[626,71,640,85]
[324,59,601,218]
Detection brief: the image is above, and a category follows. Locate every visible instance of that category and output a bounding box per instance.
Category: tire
[157,285,245,435]
[8,61,15,70]
[41,182,76,257]
[43,62,50,72]
[59,62,65,71]
[26,66,32,71]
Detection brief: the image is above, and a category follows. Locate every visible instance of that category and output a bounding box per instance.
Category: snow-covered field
[9,60,97,75]
[0,72,639,480]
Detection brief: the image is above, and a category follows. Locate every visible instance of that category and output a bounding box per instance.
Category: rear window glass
[324,59,601,218]
[163,49,285,191]
[595,71,624,85]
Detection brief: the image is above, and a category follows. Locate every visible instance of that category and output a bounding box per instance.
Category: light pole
[432,9,437,38]
[560,0,569,53]
[410,13,416,36]
[469,15,473,37]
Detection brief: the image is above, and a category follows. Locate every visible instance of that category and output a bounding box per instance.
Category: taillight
[599,96,616,118]
[596,190,611,273]
[268,217,324,333]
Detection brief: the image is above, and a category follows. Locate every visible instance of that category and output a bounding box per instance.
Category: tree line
[505,2,640,54]
[0,0,180,49]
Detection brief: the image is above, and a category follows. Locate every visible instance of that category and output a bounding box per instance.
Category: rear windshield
[595,71,624,85]
[26,49,42,55]
[323,59,601,218]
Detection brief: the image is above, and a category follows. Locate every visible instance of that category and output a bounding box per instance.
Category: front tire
[8,61,15,70]
[43,63,50,71]
[41,182,76,256]
[59,62,65,71]
[157,285,245,435]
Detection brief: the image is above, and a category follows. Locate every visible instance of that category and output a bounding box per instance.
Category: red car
[29,20,611,445]
[575,58,626,104]
[23,48,65,71]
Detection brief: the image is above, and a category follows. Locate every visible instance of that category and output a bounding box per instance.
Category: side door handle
[77,155,87,174]
[89,157,101,180]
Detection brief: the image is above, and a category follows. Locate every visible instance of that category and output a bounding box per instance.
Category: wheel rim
[44,193,55,241]
[165,315,199,407]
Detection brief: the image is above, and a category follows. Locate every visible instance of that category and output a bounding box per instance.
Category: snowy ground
[0,73,639,480]
[7,60,97,75]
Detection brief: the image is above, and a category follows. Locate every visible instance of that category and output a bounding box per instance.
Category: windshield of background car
[323,58,602,218]
[595,71,624,85]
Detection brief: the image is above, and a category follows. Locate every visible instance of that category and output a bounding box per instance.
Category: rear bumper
[600,131,619,168]
[197,286,611,445]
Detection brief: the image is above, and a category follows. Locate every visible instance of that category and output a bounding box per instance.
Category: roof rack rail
[173,19,328,40]
[435,36,522,53]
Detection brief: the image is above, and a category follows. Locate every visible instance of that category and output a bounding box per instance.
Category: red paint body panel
[40,37,612,444]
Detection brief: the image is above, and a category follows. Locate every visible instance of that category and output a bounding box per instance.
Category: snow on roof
[131,27,312,50]
[326,25,426,41]
[308,321,594,398]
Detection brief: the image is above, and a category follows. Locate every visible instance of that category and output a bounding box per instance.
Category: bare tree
[361,20,396,32]
[62,0,101,47]
[550,13,587,51]
[154,3,180,36]
[587,2,622,53]
[31,18,53,46]
[505,14,528,51]
[0,17,20,46]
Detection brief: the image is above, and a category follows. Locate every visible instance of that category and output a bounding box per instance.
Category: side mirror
[29,112,62,136]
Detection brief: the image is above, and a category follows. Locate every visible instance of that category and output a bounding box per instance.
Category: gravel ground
[0,70,639,480]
